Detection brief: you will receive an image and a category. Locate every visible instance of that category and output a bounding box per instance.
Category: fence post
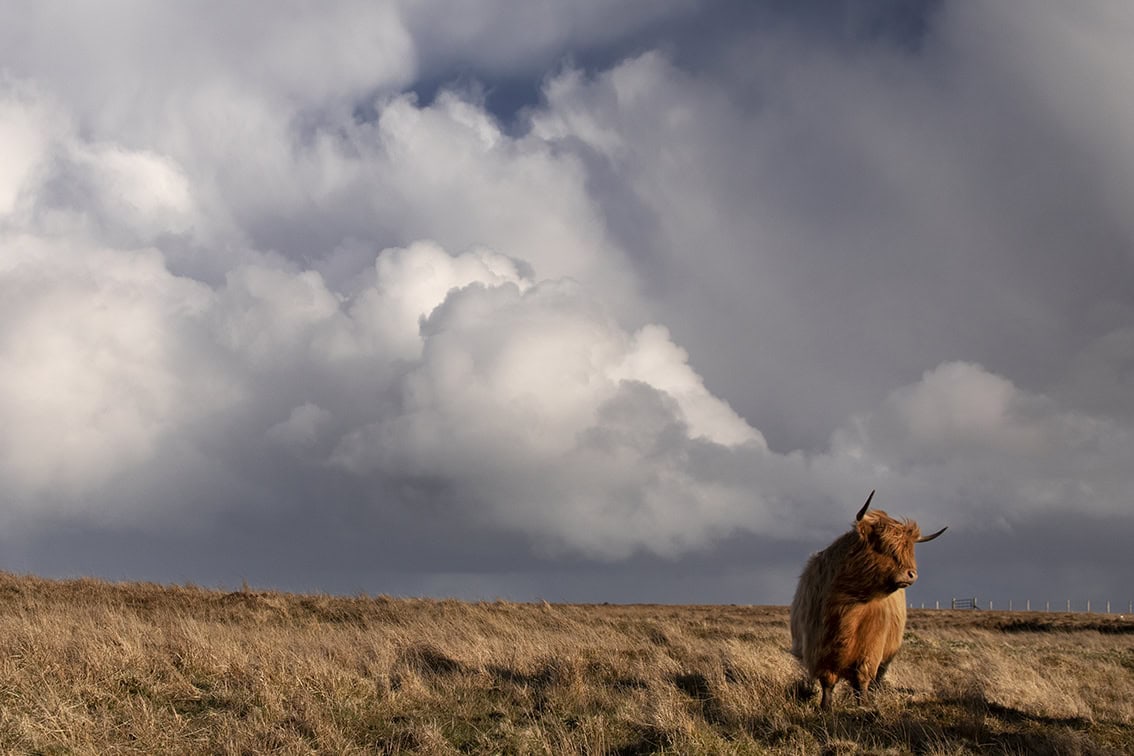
[1087,599,1091,614]
[1009,600,1012,611]
[936,600,940,610]
[1046,600,1050,612]
[1026,599,1030,611]
[1107,601,1110,614]
[951,597,956,610]
[989,599,993,610]
[1067,599,1071,612]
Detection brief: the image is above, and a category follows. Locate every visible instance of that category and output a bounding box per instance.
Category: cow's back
[789,544,841,671]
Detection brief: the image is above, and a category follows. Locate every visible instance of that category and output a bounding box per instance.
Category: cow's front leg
[871,659,891,691]
[850,663,875,703]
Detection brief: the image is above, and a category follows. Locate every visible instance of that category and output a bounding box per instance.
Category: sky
[1,0,1132,607]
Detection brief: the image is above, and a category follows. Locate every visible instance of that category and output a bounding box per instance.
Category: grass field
[0,572,1130,754]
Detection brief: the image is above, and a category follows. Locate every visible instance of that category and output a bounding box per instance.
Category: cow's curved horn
[917,526,948,543]
[855,490,875,521]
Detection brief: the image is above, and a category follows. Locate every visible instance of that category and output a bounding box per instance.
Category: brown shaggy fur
[790,501,937,709]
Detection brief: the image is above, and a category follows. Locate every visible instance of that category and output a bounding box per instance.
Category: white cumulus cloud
[0,236,233,503]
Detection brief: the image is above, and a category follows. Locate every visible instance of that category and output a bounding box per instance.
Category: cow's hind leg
[818,671,838,710]
[791,676,816,701]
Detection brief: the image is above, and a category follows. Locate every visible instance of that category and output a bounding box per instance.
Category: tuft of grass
[0,572,1129,754]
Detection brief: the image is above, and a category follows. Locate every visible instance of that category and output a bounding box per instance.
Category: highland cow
[790,491,946,709]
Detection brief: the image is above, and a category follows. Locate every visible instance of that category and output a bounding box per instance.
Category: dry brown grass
[0,572,1130,754]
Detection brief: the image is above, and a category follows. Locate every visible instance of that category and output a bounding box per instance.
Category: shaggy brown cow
[790,490,946,708]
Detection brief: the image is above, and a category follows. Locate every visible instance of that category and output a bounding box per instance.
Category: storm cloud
[1,1,1131,605]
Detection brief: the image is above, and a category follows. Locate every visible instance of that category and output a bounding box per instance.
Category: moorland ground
[0,572,1130,754]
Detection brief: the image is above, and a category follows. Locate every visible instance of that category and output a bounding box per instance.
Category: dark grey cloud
[0,1,1131,608]
[530,1,1134,455]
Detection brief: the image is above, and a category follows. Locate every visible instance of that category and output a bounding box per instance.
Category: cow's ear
[855,515,875,541]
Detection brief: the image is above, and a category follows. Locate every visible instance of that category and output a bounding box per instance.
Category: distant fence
[913,598,1134,614]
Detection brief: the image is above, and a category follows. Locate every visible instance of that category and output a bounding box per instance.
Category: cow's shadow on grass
[800,689,1103,756]
[771,674,1114,756]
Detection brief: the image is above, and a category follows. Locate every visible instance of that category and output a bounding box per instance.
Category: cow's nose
[906,569,918,583]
